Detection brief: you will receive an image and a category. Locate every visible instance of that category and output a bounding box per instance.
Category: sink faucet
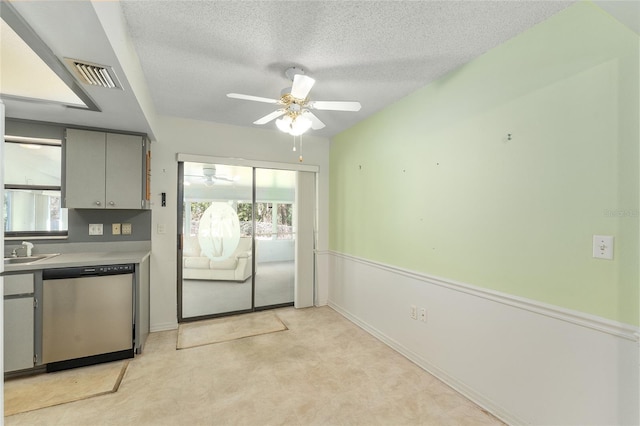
[21,241,34,257]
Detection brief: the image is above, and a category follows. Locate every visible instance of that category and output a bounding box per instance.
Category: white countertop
[3,250,151,273]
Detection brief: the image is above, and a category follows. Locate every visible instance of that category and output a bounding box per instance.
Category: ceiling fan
[185,166,236,186]
[227,67,361,136]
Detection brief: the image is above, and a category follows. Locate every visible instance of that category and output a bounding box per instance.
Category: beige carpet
[177,310,287,349]
[4,360,128,417]
[4,307,505,425]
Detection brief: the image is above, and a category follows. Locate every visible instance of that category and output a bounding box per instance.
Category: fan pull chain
[292,135,297,152]
[299,134,303,162]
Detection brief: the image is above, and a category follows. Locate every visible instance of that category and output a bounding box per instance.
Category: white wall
[149,116,329,331]
[327,4,639,422]
[329,253,640,425]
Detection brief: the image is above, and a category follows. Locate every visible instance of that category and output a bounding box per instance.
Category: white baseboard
[315,299,328,307]
[150,321,178,332]
[328,251,639,426]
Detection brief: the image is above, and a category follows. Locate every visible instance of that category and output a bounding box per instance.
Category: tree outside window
[186,200,293,240]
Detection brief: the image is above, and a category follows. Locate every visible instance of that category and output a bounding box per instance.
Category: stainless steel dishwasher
[42,264,134,372]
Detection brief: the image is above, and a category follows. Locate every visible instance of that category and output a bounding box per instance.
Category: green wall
[329,2,639,325]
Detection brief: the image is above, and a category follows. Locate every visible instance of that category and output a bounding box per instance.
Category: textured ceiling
[120,1,575,138]
[17,1,637,139]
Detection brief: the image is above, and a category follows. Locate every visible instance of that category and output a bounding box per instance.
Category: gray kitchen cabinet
[65,128,148,209]
[4,273,35,373]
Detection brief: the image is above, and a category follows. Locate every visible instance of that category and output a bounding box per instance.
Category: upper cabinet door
[65,128,107,208]
[64,128,147,209]
[105,133,143,209]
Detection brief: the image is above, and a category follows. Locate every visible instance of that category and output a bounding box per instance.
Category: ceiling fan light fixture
[276,114,312,136]
[289,115,312,136]
[276,115,293,133]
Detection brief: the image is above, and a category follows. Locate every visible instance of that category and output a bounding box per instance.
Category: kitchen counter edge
[2,251,151,274]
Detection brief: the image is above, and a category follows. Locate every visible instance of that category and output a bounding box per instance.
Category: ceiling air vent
[65,58,122,89]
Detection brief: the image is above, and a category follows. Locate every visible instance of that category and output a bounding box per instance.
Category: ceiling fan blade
[227,93,279,104]
[304,111,326,130]
[253,109,286,125]
[290,74,315,99]
[309,100,361,112]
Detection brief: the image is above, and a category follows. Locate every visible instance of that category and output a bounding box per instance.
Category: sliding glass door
[180,162,253,318]
[178,162,297,320]
[254,169,296,308]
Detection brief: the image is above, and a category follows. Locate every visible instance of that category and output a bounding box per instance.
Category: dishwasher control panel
[43,264,134,279]
[94,264,134,275]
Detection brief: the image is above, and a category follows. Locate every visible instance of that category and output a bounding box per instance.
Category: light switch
[593,235,614,260]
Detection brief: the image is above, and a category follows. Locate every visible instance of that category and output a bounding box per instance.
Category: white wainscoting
[315,250,330,306]
[328,251,639,425]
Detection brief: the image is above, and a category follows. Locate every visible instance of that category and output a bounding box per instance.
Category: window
[252,202,293,240]
[3,137,68,237]
[184,200,293,240]
[275,203,293,240]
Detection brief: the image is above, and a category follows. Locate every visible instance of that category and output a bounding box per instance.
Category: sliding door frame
[176,154,319,323]
[177,161,185,321]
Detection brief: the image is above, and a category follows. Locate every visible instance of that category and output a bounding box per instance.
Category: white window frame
[3,136,68,239]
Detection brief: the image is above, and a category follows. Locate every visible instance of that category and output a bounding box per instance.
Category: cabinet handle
[95,201,101,206]
[109,201,115,206]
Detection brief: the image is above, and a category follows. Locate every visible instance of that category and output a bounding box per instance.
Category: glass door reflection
[254,169,296,308]
[181,162,253,318]
[179,163,297,320]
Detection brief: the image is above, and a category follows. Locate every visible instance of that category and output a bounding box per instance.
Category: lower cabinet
[4,273,35,373]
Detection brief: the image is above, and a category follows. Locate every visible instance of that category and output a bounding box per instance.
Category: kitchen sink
[4,253,60,265]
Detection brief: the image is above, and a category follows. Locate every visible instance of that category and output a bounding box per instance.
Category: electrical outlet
[112,223,121,235]
[410,305,417,320]
[419,308,427,322]
[89,223,103,236]
[122,223,132,235]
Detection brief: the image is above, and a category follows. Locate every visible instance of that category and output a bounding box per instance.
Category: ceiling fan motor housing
[285,66,304,81]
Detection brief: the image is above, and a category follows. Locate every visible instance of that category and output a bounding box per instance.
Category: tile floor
[5,306,504,425]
